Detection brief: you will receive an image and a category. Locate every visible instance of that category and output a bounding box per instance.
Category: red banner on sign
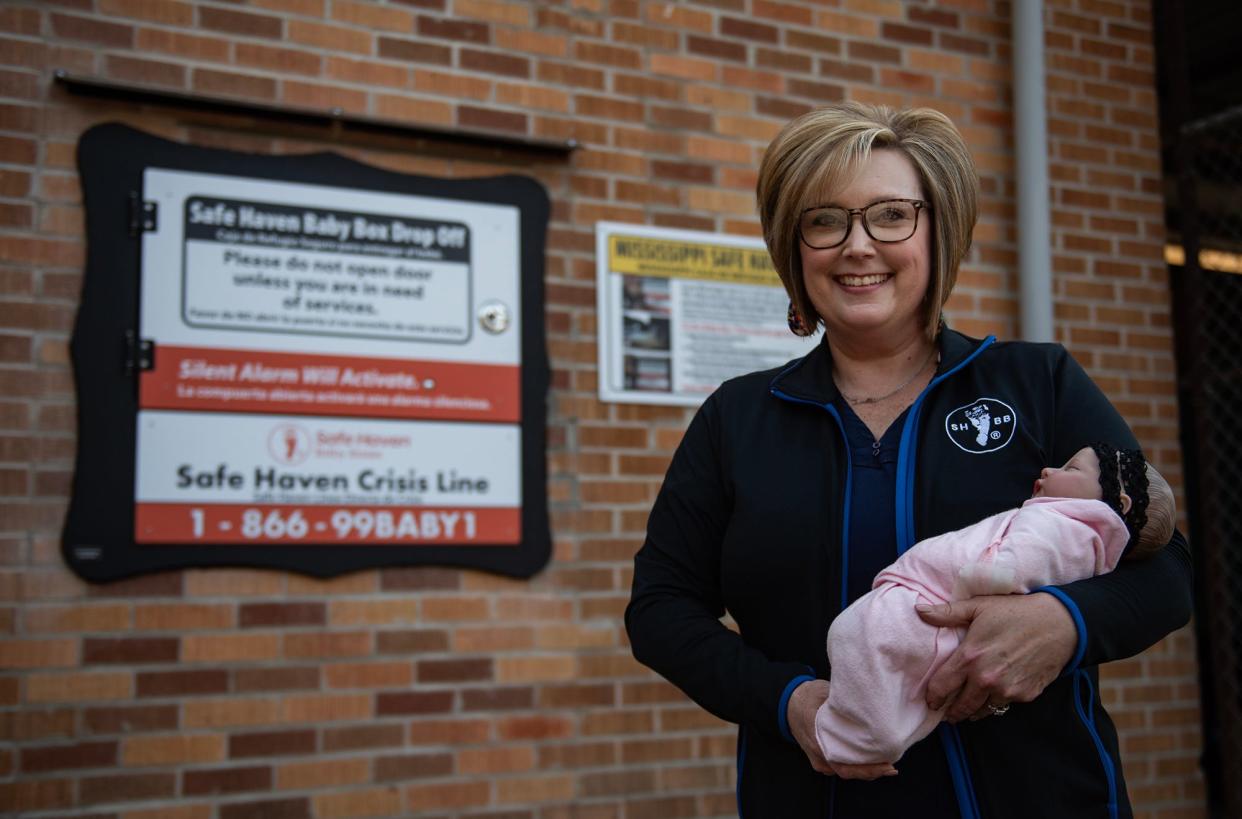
[140,345,520,422]
[135,503,521,545]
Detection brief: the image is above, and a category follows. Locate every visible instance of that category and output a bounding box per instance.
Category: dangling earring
[787,301,813,337]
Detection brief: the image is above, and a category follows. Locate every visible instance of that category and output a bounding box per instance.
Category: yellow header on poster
[608,235,780,286]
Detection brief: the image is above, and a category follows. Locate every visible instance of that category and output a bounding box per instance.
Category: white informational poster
[136,168,523,546]
[595,222,817,406]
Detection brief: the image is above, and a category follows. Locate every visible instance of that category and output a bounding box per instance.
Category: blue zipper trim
[896,336,996,555]
[893,336,995,819]
[1072,669,1119,819]
[1033,584,1087,674]
[778,673,817,743]
[736,725,747,819]
[937,726,982,819]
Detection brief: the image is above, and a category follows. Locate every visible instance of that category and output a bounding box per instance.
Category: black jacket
[626,329,1193,819]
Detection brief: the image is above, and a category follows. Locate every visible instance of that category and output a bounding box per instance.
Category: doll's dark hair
[1089,443,1175,557]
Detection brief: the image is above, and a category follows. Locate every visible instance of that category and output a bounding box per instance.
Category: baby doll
[814,443,1175,774]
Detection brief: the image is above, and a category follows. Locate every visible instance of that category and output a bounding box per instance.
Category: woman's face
[798,149,932,343]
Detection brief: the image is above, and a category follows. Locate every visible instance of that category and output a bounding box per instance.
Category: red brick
[939,32,990,56]
[376,690,453,715]
[883,21,933,45]
[235,43,321,75]
[720,16,778,43]
[418,657,493,683]
[418,15,489,43]
[374,751,453,780]
[322,723,405,751]
[580,769,657,798]
[219,798,310,819]
[847,40,901,63]
[686,35,746,63]
[239,602,326,628]
[788,31,843,57]
[574,41,641,69]
[136,669,227,697]
[21,741,116,772]
[537,60,606,89]
[380,567,460,591]
[459,105,528,134]
[756,47,812,74]
[233,666,320,692]
[610,21,678,50]
[461,686,534,711]
[908,7,959,27]
[229,730,316,759]
[460,48,529,77]
[377,36,452,66]
[50,13,133,46]
[375,628,450,653]
[78,772,175,805]
[83,637,178,664]
[183,764,272,795]
[0,7,40,35]
[0,778,74,812]
[83,704,178,734]
[87,573,182,598]
[0,708,75,741]
[193,68,277,100]
[819,58,874,84]
[538,741,617,769]
[199,6,283,38]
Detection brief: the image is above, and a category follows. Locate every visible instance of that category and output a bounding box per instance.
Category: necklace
[837,347,938,405]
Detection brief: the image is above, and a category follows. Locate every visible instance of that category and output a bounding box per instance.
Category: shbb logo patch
[945,398,1017,454]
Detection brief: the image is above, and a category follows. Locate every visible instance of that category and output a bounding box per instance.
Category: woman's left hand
[916,592,1076,722]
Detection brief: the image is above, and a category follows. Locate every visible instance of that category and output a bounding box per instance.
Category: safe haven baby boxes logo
[944,398,1017,454]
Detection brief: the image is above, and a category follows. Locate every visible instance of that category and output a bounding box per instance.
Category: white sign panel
[135,411,520,545]
[595,222,816,406]
[135,168,524,546]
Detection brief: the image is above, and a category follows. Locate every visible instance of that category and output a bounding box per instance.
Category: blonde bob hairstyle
[757,102,979,340]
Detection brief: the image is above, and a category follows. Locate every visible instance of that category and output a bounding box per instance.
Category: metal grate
[1175,105,1242,819]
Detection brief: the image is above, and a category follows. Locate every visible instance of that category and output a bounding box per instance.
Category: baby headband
[1089,442,1150,549]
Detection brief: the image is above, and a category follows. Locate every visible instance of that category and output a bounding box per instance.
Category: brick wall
[0,0,1205,817]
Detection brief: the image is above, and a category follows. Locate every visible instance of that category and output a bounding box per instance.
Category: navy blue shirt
[838,399,908,605]
[833,399,957,818]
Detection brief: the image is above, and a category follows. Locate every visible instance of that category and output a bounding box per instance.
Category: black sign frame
[63,123,551,581]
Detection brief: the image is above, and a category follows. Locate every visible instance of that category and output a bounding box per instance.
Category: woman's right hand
[788,679,835,774]
[788,679,899,780]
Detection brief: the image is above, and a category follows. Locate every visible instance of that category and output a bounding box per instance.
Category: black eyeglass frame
[797,198,931,250]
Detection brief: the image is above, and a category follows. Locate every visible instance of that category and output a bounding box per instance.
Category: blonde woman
[626,103,1191,818]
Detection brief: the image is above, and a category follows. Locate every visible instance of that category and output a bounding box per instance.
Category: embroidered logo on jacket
[945,398,1017,453]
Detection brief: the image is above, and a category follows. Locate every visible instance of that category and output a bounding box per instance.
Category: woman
[625,103,1192,818]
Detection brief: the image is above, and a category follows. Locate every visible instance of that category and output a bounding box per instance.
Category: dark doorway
[1154,3,1242,817]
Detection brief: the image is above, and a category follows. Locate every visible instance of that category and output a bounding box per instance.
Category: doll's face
[1032,447,1103,501]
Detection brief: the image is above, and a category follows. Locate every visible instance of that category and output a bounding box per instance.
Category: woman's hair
[1089,442,1176,558]
[756,102,979,340]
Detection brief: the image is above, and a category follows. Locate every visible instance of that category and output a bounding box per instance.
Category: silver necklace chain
[837,347,938,406]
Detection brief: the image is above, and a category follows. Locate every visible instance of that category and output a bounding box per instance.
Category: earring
[787,301,813,337]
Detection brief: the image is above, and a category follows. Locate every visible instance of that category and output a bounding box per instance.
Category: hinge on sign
[124,330,155,374]
[127,191,157,236]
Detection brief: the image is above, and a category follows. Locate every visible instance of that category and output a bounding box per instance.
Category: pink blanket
[815,497,1129,765]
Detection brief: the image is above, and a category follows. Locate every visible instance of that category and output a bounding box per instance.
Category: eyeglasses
[798,198,931,250]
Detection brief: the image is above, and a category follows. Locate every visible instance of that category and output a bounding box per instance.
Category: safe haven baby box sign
[64,125,550,580]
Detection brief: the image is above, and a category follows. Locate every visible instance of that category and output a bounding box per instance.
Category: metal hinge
[125,331,155,374]
[127,191,157,236]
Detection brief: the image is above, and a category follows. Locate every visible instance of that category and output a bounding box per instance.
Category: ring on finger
[986,703,1010,717]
